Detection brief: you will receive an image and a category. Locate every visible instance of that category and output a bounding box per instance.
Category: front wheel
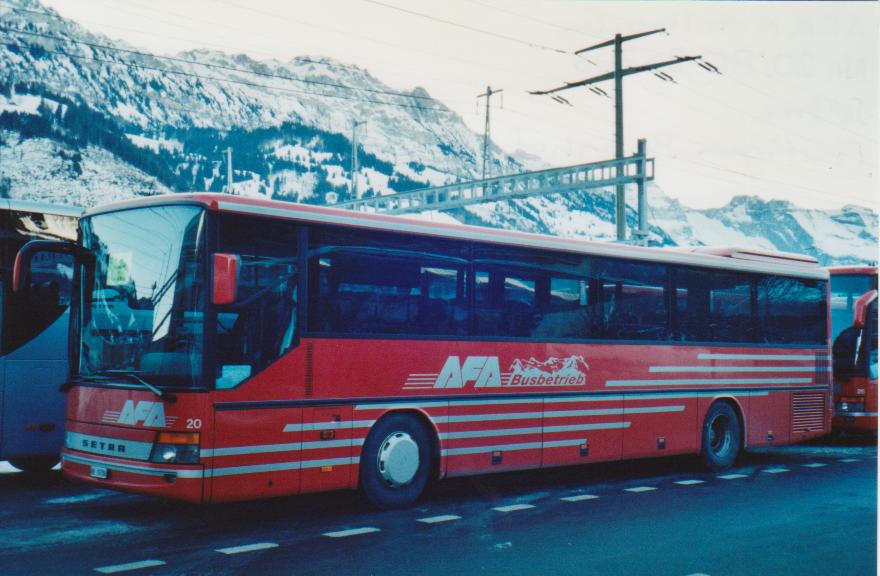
[700,402,742,471]
[8,456,59,473]
[360,414,433,509]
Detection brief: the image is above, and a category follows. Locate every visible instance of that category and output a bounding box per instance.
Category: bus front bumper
[61,449,206,503]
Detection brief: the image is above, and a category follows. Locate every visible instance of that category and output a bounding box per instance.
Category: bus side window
[215,215,299,389]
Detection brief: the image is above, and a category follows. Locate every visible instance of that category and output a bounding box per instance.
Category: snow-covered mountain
[0,0,875,265]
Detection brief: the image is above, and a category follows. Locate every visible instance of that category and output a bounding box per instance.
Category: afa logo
[117,400,166,427]
[404,355,589,390]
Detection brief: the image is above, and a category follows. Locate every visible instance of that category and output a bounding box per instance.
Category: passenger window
[595,258,668,340]
[308,227,468,336]
[758,276,825,344]
[710,273,755,343]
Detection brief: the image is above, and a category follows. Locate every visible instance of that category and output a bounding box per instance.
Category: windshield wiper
[94,370,177,403]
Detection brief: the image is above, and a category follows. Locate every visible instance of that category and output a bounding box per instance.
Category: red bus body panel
[63,339,830,503]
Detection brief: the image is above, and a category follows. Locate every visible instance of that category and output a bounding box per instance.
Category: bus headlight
[150,432,200,464]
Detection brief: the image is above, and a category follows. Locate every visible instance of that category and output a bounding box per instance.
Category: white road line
[560,494,599,502]
[417,514,462,524]
[215,542,279,555]
[493,504,536,513]
[802,462,827,468]
[322,527,381,538]
[674,480,705,486]
[763,467,789,474]
[839,458,861,463]
[94,560,166,574]
[717,473,748,480]
[624,486,657,493]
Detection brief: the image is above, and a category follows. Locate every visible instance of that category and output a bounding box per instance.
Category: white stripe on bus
[441,436,621,456]
[354,389,781,411]
[446,411,543,423]
[697,353,830,361]
[649,366,821,373]
[605,377,812,387]
[210,457,360,477]
[202,438,365,458]
[282,420,374,432]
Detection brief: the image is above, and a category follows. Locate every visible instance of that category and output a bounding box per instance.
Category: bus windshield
[79,205,206,389]
[831,273,877,341]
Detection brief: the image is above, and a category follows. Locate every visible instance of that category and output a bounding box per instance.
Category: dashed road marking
[417,514,462,524]
[493,504,536,513]
[215,542,279,555]
[717,473,748,480]
[94,560,166,574]
[674,480,705,486]
[624,486,657,493]
[45,492,112,505]
[763,467,789,474]
[560,494,599,502]
[322,527,381,538]
[802,462,827,468]
[839,458,861,463]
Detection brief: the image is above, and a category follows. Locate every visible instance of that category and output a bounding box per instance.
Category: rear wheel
[700,402,742,471]
[8,456,59,473]
[360,414,432,509]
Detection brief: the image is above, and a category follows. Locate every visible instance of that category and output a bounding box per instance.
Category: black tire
[8,456,59,473]
[359,413,433,509]
[700,402,742,471]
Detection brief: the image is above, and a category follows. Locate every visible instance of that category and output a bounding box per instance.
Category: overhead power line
[530,28,703,242]
[363,0,569,54]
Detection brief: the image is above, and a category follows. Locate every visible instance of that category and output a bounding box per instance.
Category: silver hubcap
[377,432,419,488]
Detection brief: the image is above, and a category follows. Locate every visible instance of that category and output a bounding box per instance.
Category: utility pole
[477,86,502,180]
[226,146,233,194]
[351,120,366,198]
[530,28,700,241]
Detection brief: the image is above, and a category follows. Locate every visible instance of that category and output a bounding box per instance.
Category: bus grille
[791,392,826,433]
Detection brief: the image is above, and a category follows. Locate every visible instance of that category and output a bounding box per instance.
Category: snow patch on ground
[125,134,183,154]
[0,93,43,115]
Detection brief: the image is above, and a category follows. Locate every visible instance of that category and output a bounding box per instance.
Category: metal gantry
[336,144,654,233]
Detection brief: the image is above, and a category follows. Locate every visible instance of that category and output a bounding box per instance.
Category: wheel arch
[360,408,443,483]
[707,395,747,448]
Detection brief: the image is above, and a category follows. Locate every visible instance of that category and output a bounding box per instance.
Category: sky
[40,0,879,211]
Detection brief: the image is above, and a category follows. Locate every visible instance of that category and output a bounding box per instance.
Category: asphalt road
[0,436,875,576]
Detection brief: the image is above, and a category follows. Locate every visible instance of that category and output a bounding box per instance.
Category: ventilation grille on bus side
[791,392,826,434]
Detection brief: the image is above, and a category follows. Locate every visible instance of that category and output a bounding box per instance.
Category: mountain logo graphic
[508,355,589,386]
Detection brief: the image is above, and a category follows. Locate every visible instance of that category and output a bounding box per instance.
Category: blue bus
[1,200,79,472]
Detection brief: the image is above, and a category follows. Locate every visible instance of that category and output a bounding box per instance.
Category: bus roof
[2,199,83,218]
[827,265,878,276]
[83,193,828,280]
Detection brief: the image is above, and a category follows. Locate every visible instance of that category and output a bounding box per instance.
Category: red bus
[829,266,878,433]
[16,194,831,508]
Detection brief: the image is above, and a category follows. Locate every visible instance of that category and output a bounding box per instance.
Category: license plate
[90,466,108,479]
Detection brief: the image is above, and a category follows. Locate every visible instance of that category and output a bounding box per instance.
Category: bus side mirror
[13,240,93,294]
[853,290,878,329]
[213,253,240,306]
